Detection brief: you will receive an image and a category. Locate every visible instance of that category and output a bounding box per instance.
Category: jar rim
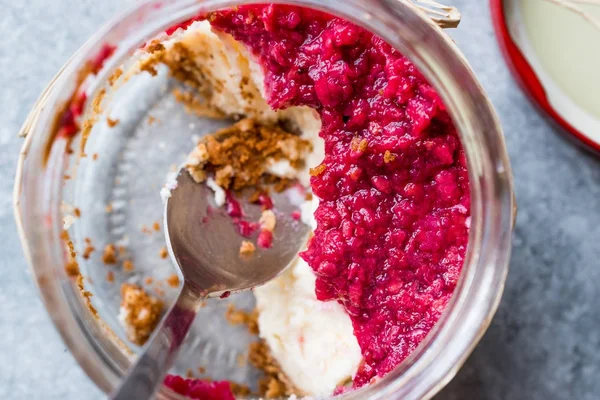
[14,1,514,399]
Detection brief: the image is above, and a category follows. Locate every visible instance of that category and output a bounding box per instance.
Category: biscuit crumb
[166,274,180,288]
[230,382,252,397]
[383,150,397,163]
[105,203,113,213]
[239,241,256,256]
[102,244,117,264]
[106,271,115,283]
[248,341,296,398]
[74,207,81,218]
[92,153,99,161]
[119,284,164,346]
[225,304,259,335]
[123,259,135,272]
[107,117,120,127]
[309,164,326,177]
[144,277,154,285]
[159,247,168,259]
[82,241,95,259]
[108,67,123,86]
[152,221,161,231]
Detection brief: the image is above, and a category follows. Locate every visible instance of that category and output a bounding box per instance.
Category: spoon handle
[111,282,203,400]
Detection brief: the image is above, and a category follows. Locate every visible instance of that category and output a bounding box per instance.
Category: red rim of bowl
[490,0,600,155]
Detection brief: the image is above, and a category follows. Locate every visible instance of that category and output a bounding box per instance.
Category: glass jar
[14,0,515,399]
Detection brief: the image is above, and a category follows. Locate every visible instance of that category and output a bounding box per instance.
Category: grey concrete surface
[0,1,598,399]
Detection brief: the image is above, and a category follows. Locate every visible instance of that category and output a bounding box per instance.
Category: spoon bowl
[165,172,310,296]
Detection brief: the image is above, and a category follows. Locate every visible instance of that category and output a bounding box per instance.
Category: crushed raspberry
[256,193,274,210]
[225,192,243,218]
[257,229,273,249]
[237,220,259,237]
[210,5,470,387]
[164,375,235,400]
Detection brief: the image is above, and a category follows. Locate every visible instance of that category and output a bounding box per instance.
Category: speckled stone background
[1,1,599,399]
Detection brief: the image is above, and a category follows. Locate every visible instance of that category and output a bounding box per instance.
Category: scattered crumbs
[123,259,135,272]
[159,247,168,259]
[74,207,81,218]
[107,271,115,283]
[105,203,113,213]
[64,174,71,180]
[384,150,397,163]
[102,244,117,264]
[154,287,166,297]
[146,40,166,54]
[305,192,313,201]
[173,88,226,119]
[197,367,206,374]
[77,275,98,317]
[230,382,252,397]
[239,241,256,256]
[65,257,80,278]
[152,221,161,232]
[186,368,195,378]
[118,245,127,257]
[107,117,120,128]
[147,115,157,125]
[166,274,180,288]
[249,341,296,399]
[108,67,123,86]
[82,241,95,259]
[144,277,154,285]
[92,153,99,161]
[225,304,259,335]
[119,283,164,346]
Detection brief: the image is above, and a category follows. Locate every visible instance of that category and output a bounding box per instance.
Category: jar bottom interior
[65,72,265,391]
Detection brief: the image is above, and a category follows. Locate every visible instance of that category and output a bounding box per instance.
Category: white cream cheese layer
[255,255,362,396]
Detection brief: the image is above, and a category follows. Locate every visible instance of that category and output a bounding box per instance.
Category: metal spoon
[111,171,310,399]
